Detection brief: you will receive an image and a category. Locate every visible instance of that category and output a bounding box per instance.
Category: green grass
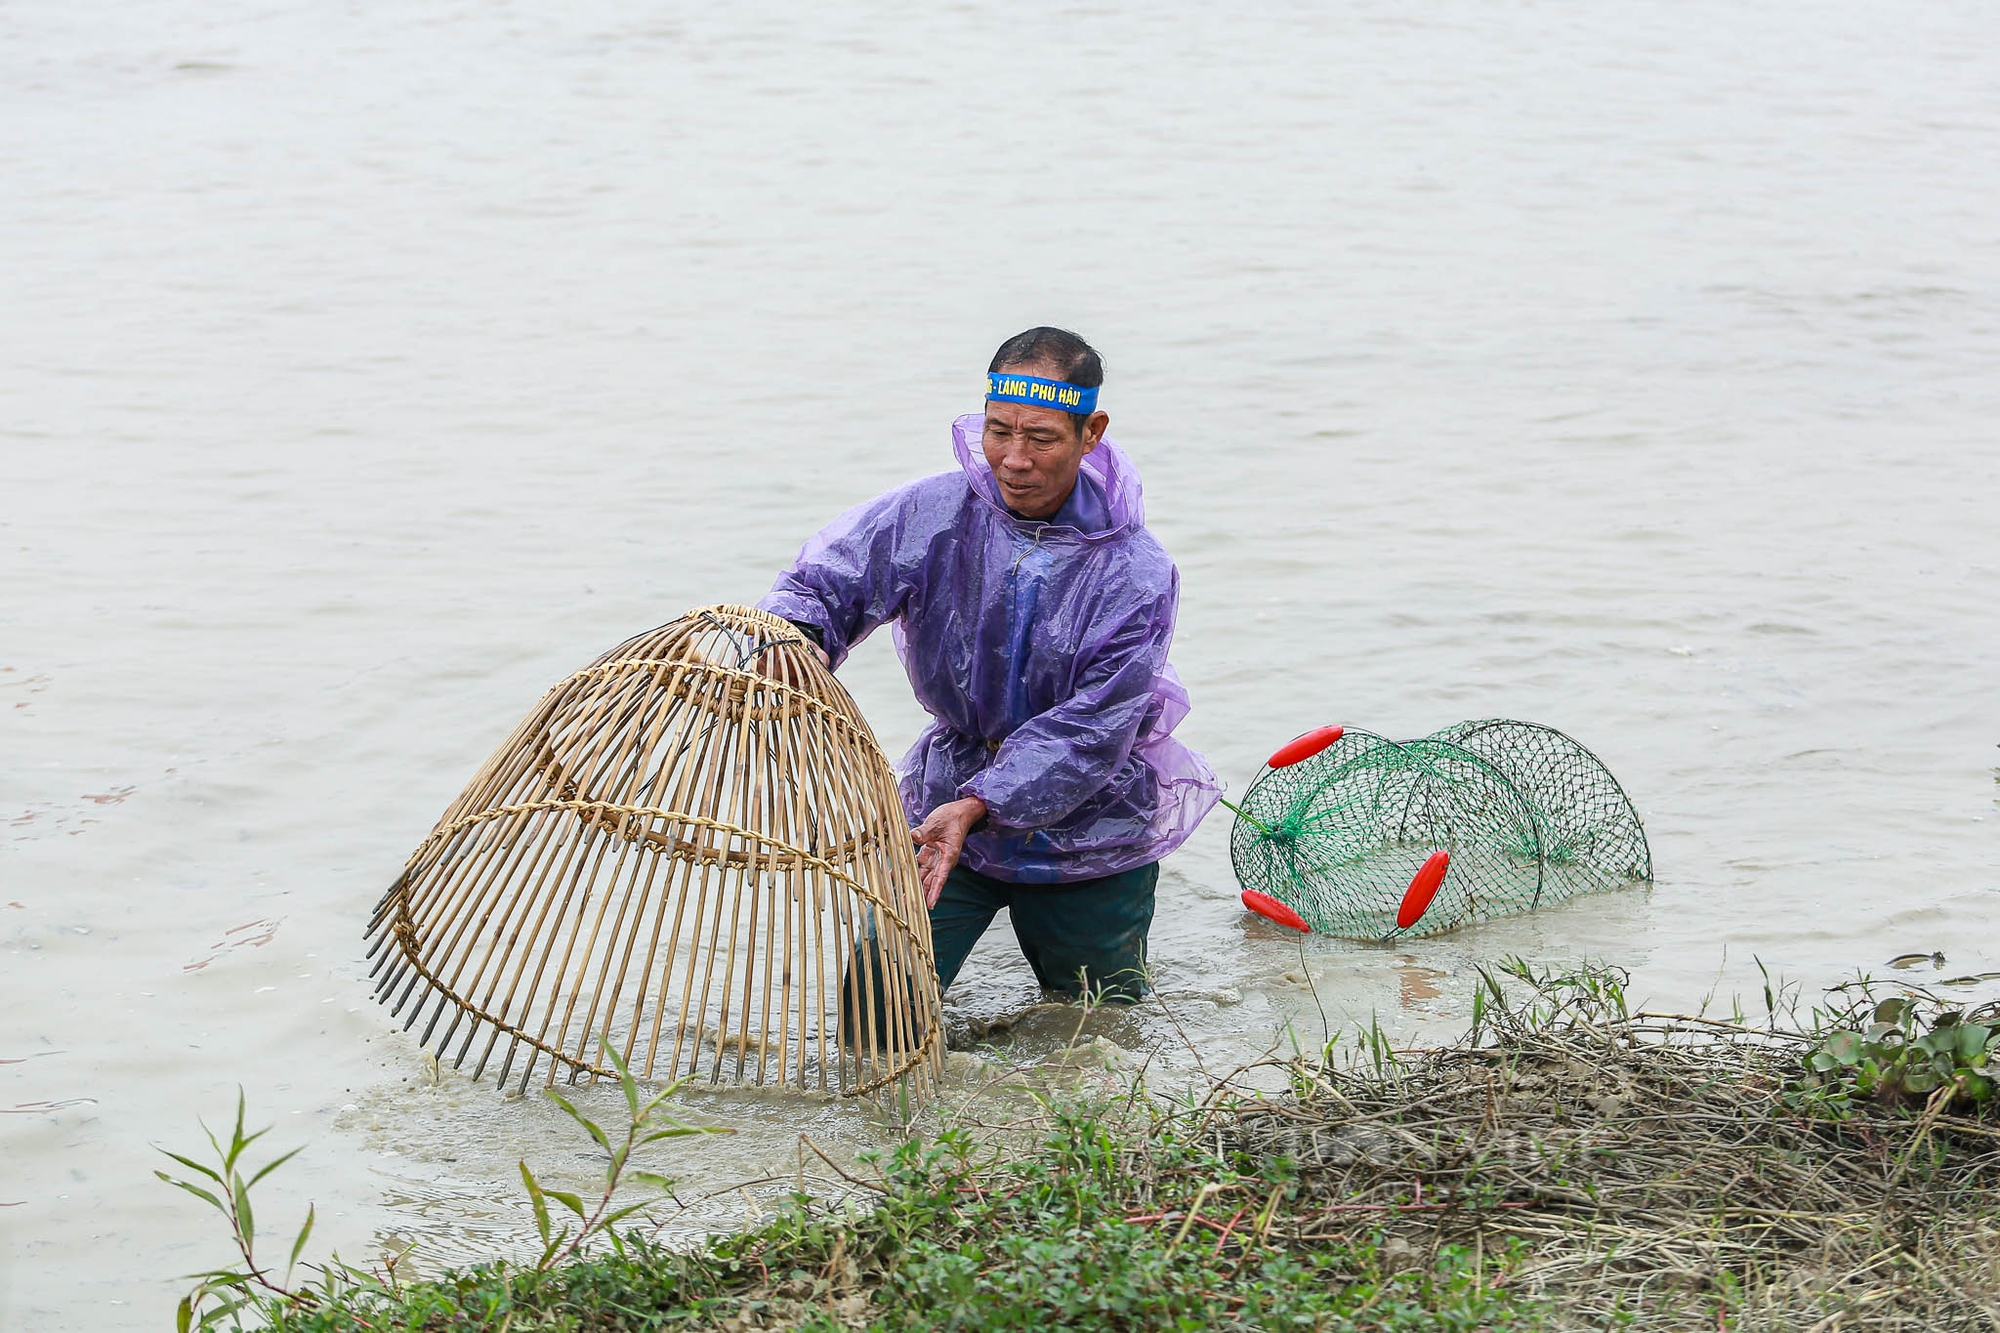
[260,1102,1544,1332]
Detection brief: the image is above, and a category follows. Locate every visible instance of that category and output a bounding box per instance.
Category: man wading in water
[760,327,1219,1007]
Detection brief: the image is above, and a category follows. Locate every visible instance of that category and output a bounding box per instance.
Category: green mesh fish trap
[1228,721,1651,940]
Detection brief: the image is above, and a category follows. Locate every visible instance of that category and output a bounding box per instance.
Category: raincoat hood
[951,412,1144,541]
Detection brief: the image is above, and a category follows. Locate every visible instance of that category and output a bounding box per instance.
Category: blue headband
[986,372,1099,414]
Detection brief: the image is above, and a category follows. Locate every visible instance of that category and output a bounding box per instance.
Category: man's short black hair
[988,327,1103,435]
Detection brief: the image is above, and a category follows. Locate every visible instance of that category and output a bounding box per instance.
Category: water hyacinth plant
[1805,991,1998,1110]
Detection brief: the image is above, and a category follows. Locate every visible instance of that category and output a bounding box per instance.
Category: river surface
[5,1,1999,1326]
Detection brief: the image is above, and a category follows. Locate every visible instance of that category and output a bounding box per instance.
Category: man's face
[980,393,1107,521]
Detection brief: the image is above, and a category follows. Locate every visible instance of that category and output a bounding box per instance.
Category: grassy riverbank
[263,1106,1541,1332]
[179,963,1999,1332]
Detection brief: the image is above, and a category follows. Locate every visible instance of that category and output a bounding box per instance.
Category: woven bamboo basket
[366,605,944,1102]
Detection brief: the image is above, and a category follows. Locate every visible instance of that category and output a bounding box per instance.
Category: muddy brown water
[4,1,1998,1326]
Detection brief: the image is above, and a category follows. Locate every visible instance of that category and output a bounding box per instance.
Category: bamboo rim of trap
[366,605,945,1102]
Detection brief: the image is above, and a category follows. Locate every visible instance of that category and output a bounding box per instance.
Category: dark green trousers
[929,860,1159,1003]
[840,861,1159,1050]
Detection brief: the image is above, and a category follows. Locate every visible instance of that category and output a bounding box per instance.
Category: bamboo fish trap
[366,605,944,1103]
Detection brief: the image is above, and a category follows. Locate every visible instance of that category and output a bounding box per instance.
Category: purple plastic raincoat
[759,413,1221,884]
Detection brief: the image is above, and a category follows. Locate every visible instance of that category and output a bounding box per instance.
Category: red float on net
[1241,889,1311,933]
[1267,725,1344,769]
[1396,852,1451,930]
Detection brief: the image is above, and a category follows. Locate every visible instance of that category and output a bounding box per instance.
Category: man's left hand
[911,796,987,908]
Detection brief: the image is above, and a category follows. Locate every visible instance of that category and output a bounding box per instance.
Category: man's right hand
[756,636,828,681]
[910,795,987,908]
